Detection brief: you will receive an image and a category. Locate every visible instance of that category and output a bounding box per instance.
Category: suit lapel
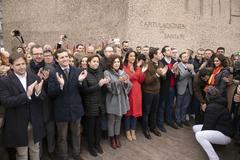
[68,66,74,83]
[27,71,37,88]
[9,73,26,93]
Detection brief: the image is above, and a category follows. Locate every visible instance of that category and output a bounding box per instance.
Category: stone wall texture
[2,0,240,54]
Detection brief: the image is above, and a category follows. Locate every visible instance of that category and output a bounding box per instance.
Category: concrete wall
[2,0,240,54]
[126,0,240,54]
[3,0,128,51]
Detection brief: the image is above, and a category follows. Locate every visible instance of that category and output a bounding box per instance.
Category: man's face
[196,51,204,60]
[142,47,149,56]
[56,51,69,68]
[122,42,129,51]
[217,49,225,55]
[155,49,163,61]
[180,53,189,63]
[32,47,44,63]
[204,50,213,60]
[104,47,114,58]
[87,46,94,54]
[171,49,178,60]
[164,47,172,58]
[77,45,85,52]
[11,57,27,76]
[136,47,141,53]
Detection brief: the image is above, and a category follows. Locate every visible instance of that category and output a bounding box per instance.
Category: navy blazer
[48,64,84,122]
[0,71,45,147]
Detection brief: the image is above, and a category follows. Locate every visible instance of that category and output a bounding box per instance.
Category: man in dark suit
[48,49,87,160]
[0,53,45,160]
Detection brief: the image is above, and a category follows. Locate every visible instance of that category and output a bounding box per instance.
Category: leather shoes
[143,130,152,139]
[110,137,117,149]
[88,148,97,157]
[95,144,103,154]
[183,121,190,126]
[168,123,179,129]
[176,122,183,128]
[158,126,167,133]
[150,128,161,137]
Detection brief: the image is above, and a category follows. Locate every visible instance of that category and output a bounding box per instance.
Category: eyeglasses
[32,53,43,56]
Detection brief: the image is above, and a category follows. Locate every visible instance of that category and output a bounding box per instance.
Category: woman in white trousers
[192,86,234,160]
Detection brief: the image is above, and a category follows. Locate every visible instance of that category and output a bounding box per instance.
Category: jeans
[124,116,137,131]
[158,87,175,127]
[193,125,231,160]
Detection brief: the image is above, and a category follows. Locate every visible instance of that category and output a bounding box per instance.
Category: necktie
[64,68,69,80]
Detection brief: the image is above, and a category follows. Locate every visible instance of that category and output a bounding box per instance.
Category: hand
[78,70,87,81]
[157,66,168,76]
[35,80,44,94]
[186,64,194,71]
[56,72,64,87]
[201,104,207,112]
[172,62,179,74]
[99,78,109,87]
[27,81,37,97]
[141,65,148,73]
[199,61,207,70]
[37,68,44,79]
[137,60,144,67]
[42,70,50,80]
[234,94,240,103]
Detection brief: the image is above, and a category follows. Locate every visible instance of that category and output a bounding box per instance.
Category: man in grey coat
[176,52,195,127]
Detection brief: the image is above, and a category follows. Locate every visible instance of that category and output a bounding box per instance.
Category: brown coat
[142,60,161,93]
[193,73,207,104]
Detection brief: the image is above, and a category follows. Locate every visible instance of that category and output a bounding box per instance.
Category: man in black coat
[0,53,45,160]
[28,44,55,160]
[48,49,87,160]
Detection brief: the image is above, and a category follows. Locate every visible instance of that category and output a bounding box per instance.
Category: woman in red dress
[123,49,145,141]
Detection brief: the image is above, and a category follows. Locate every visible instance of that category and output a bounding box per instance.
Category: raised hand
[27,81,37,97]
[158,66,168,76]
[171,62,179,75]
[78,70,88,81]
[56,72,64,87]
[98,78,109,87]
[41,69,50,80]
[35,80,44,94]
[186,64,194,71]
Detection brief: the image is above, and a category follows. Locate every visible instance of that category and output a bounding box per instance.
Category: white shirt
[15,72,41,99]
[15,72,27,91]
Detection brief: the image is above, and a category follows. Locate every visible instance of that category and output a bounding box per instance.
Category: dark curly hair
[107,54,123,70]
[213,54,228,68]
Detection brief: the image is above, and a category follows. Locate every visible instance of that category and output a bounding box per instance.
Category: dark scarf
[29,60,45,74]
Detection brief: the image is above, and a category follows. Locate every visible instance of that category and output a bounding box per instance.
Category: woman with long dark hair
[206,54,229,98]
[123,50,145,141]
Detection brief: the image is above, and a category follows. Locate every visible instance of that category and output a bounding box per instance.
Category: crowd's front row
[0,45,237,160]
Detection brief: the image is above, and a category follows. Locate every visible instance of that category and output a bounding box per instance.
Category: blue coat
[0,72,45,147]
[48,64,84,122]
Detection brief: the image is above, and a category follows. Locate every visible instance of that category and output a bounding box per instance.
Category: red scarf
[204,66,222,92]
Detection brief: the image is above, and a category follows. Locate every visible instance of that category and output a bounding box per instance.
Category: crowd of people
[0,37,239,160]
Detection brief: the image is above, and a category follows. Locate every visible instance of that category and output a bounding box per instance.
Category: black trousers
[142,92,159,131]
[86,116,102,150]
